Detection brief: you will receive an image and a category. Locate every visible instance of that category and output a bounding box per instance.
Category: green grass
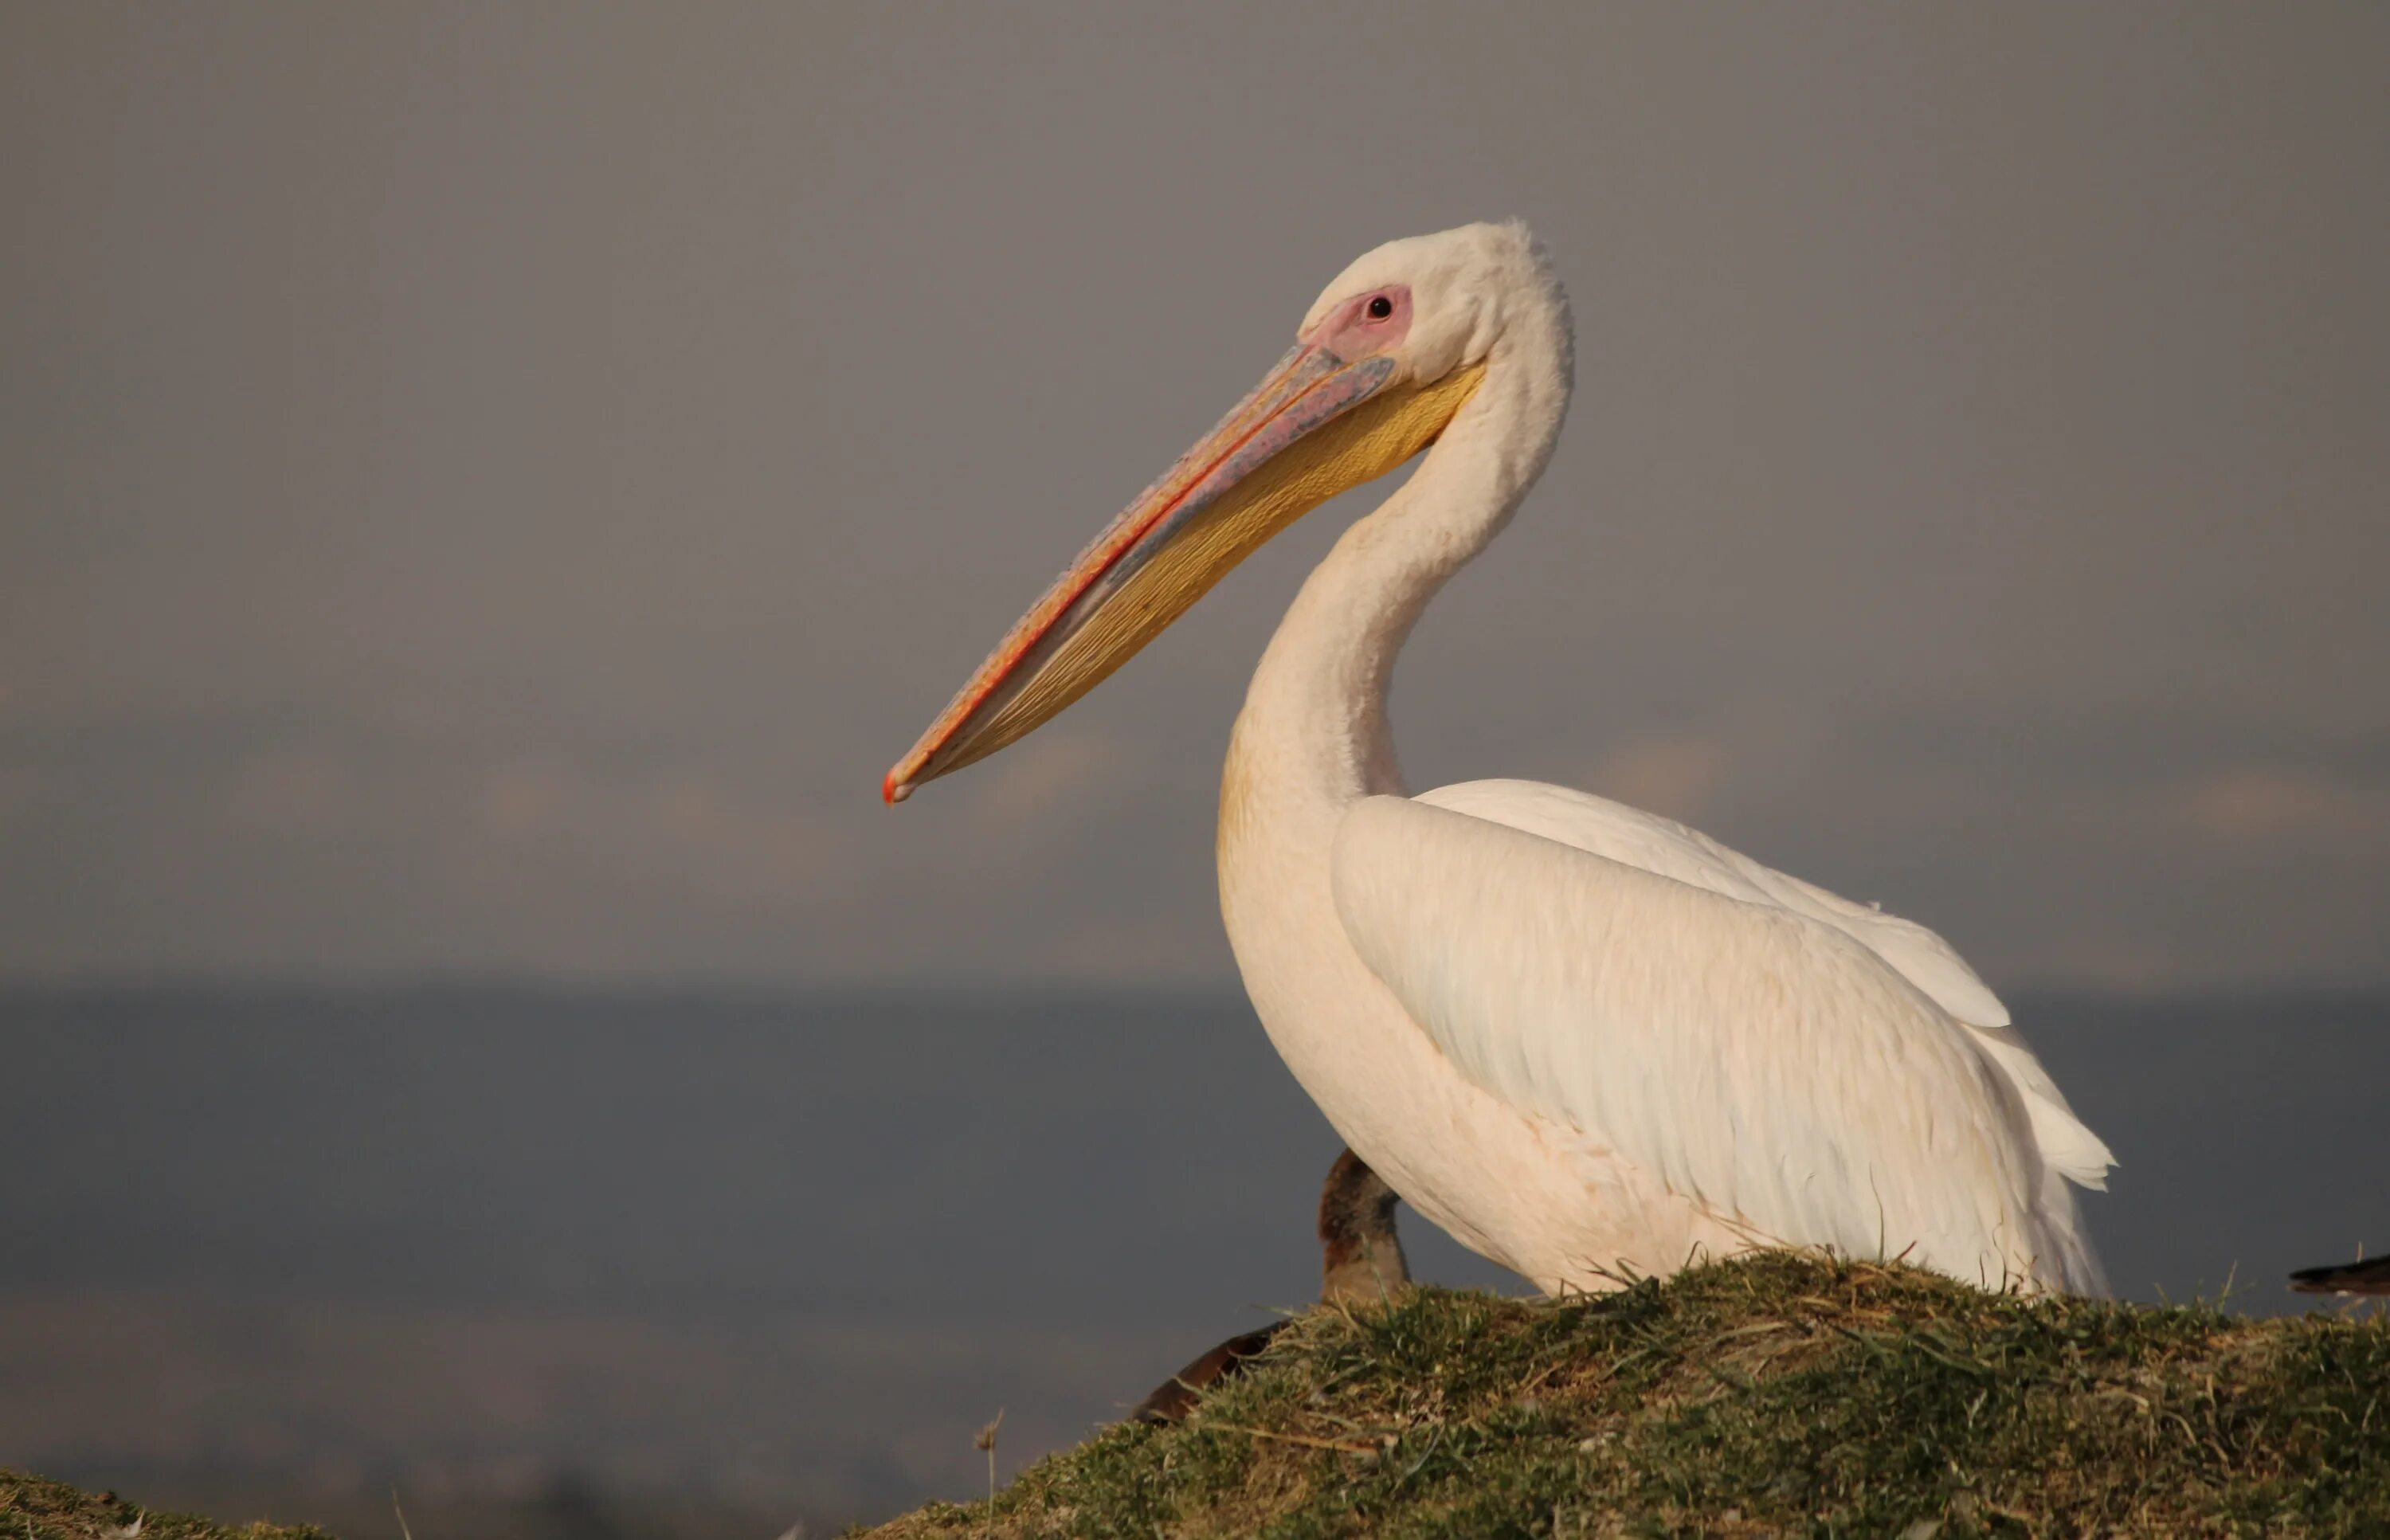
[859,1252,2390,1539]
[0,1470,331,1540]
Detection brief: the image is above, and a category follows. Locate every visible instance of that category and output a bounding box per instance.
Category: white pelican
[1131,1147,1408,1424]
[887,221,2114,1295]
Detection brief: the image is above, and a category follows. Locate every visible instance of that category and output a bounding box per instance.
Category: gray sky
[3,2,2384,986]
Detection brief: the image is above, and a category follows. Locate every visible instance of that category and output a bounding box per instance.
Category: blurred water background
[2,984,2383,1536]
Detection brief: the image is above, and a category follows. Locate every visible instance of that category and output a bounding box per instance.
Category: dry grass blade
[1201,1423,1379,1455]
[973,1408,1005,1518]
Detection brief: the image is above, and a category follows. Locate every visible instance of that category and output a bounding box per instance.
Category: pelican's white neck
[1228,293,1573,820]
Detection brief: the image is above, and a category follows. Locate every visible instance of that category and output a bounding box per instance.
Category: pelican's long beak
[884,344,1484,803]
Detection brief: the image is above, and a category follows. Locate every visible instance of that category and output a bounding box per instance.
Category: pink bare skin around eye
[1303,285,1412,359]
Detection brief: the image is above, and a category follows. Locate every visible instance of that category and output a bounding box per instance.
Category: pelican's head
[884,221,1553,804]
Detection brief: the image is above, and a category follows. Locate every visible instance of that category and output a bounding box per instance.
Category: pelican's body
[889,222,2112,1295]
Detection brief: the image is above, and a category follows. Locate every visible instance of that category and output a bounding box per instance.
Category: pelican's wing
[1418,780,2114,1193]
[1330,783,2110,1291]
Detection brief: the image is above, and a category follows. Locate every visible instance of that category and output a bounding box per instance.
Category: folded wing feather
[1418,781,2112,1192]
[1330,785,2110,1292]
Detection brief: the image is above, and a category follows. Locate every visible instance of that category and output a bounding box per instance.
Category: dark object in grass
[1128,1325,1287,1424]
[1130,1148,1408,1424]
[2291,1251,2390,1295]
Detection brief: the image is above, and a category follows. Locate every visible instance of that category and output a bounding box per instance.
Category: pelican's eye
[1365,295,1393,320]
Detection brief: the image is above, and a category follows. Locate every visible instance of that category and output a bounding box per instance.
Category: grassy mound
[0,1471,328,1540]
[862,1253,2389,1538]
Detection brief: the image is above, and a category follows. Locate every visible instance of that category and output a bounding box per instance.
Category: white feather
[1417,779,2114,1197]
[1330,791,2108,1292]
